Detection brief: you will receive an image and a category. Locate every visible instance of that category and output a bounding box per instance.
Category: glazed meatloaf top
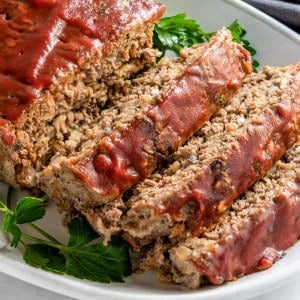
[0,0,165,124]
[0,0,164,187]
[39,28,252,214]
[139,143,300,288]
[120,63,299,247]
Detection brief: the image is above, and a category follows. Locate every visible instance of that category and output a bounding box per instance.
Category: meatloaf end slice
[0,0,165,188]
[121,63,300,248]
[40,28,252,216]
[139,143,300,288]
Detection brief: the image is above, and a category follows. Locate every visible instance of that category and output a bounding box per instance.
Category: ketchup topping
[161,100,297,236]
[0,0,165,122]
[66,29,252,200]
[196,184,300,285]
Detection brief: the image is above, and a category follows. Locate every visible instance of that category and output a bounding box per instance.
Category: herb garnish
[154,13,259,71]
[0,196,131,283]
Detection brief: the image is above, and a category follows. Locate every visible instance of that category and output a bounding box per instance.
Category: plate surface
[0,1,299,299]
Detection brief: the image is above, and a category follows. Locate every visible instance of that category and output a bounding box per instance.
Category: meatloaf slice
[121,63,300,248]
[139,143,300,288]
[39,41,214,211]
[40,28,252,213]
[0,0,165,188]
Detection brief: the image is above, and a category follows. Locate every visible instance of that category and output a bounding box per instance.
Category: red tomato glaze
[0,0,164,122]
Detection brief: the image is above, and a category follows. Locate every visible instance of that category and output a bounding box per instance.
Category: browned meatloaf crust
[39,28,252,216]
[0,0,165,188]
[120,63,300,248]
[139,143,300,288]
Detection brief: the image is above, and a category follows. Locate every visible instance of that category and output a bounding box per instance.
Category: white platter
[0,0,299,299]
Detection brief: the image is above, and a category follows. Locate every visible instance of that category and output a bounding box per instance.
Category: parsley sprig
[0,196,131,283]
[154,13,259,71]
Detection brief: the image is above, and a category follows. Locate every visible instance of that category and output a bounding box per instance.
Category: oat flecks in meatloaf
[0,0,165,187]
[40,28,252,216]
[121,63,300,248]
[139,143,300,288]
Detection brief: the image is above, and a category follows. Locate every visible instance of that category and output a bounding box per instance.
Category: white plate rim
[224,0,300,44]
[0,0,299,299]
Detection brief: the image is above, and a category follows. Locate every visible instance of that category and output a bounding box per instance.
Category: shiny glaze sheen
[162,100,298,236]
[67,30,252,199]
[196,178,300,284]
[0,0,164,122]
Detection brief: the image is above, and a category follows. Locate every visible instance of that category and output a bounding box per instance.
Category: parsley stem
[0,201,7,210]
[28,223,61,245]
[21,232,62,250]
[0,201,13,214]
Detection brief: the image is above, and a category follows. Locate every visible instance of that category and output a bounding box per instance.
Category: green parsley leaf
[24,244,66,274]
[24,232,132,283]
[66,248,117,282]
[1,195,132,284]
[154,13,210,57]
[3,214,21,247]
[226,19,245,41]
[2,196,47,247]
[15,196,47,224]
[63,219,132,283]
[65,240,131,283]
[154,14,259,71]
[108,236,132,277]
[227,20,259,71]
[67,217,99,248]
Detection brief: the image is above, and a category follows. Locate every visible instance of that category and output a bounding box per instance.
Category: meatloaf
[39,28,252,214]
[139,142,300,288]
[0,0,165,188]
[120,63,300,248]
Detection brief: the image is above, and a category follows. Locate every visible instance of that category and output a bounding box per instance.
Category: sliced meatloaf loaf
[40,28,252,214]
[139,143,300,288]
[0,0,165,188]
[120,63,300,248]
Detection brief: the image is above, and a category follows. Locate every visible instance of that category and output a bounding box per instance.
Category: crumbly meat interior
[102,64,299,246]
[139,143,300,288]
[39,29,252,220]
[0,4,160,188]
[39,43,210,211]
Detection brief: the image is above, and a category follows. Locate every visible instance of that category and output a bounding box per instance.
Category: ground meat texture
[0,0,165,188]
[39,28,252,216]
[139,143,300,288]
[121,63,300,248]
[39,41,213,211]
